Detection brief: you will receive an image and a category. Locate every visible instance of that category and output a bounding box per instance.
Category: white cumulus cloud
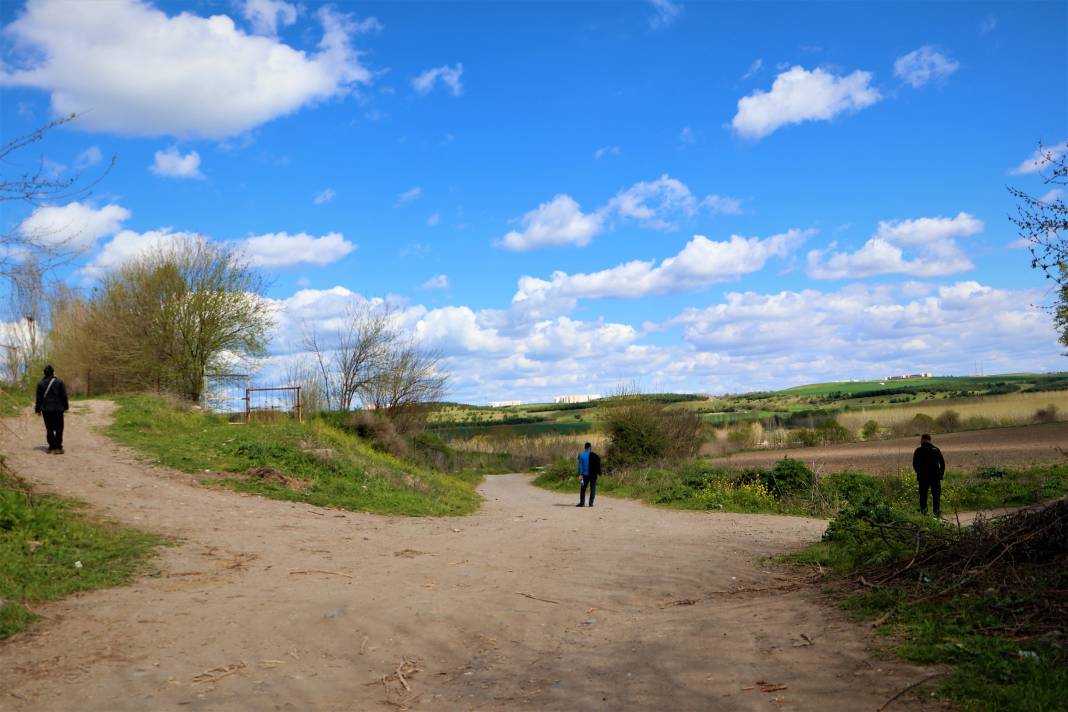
[807,212,983,280]
[731,65,881,140]
[499,194,606,251]
[18,201,129,250]
[150,147,203,179]
[238,231,355,267]
[670,281,1056,381]
[240,0,297,36]
[512,229,811,315]
[82,228,201,280]
[1,0,373,139]
[498,175,743,250]
[412,63,463,96]
[893,46,959,88]
[1010,141,1068,175]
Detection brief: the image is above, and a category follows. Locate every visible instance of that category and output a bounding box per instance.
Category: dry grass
[837,391,1068,431]
[450,431,606,467]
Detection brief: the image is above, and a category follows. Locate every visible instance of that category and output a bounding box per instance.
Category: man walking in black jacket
[35,365,69,454]
[912,433,945,517]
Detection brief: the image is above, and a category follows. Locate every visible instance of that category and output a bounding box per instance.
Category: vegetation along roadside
[0,462,165,640]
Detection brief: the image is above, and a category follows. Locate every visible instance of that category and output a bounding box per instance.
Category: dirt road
[1,402,933,711]
[720,421,1068,474]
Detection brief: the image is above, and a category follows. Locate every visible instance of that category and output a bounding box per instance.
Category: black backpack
[588,452,602,477]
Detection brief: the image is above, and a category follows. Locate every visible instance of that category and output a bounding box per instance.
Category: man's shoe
[45,448,54,454]
[54,448,64,455]
[576,503,584,507]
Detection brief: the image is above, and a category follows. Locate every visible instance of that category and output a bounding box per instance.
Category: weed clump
[761,457,814,498]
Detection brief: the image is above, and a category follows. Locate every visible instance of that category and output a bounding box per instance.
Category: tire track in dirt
[1,401,938,711]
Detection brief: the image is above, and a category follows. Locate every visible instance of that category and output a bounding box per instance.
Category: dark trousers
[918,475,941,515]
[580,475,597,506]
[43,411,64,450]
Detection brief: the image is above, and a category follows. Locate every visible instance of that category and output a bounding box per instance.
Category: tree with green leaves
[1010,144,1068,351]
[52,239,273,401]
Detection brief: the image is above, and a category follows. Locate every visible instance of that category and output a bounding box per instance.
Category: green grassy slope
[107,395,482,516]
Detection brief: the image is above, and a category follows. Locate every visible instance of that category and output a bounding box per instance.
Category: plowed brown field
[719,421,1068,474]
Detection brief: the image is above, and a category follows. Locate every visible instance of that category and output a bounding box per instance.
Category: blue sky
[1,0,1066,402]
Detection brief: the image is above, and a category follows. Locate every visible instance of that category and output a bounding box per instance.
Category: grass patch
[532,456,1068,518]
[787,490,1068,711]
[107,395,482,516]
[0,466,164,640]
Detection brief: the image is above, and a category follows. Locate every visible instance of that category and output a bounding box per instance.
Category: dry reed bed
[836,391,1068,430]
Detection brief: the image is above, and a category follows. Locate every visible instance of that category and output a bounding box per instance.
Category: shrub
[905,413,937,435]
[346,410,407,457]
[786,420,853,447]
[761,457,814,499]
[1034,404,1059,423]
[935,409,961,431]
[786,428,821,447]
[861,419,880,439]
[601,397,704,468]
[822,471,883,505]
[962,415,993,430]
[726,423,758,449]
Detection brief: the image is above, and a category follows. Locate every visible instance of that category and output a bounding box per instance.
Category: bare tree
[302,302,395,411]
[1,258,47,380]
[283,358,327,416]
[1,114,115,280]
[360,341,448,431]
[1009,143,1068,350]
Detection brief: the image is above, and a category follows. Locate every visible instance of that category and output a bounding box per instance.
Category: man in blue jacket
[34,365,69,454]
[576,442,601,507]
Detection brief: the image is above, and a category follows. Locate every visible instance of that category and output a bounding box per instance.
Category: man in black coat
[34,365,69,454]
[912,433,945,517]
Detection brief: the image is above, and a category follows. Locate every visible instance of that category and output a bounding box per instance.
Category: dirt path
[1,401,935,711]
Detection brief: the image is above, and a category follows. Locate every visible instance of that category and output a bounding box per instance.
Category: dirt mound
[245,466,312,492]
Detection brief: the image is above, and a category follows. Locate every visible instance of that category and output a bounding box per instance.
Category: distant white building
[489,400,523,407]
[885,372,932,381]
[553,394,600,404]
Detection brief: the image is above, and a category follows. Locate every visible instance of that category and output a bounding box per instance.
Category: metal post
[245,387,251,424]
[296,385,303,423]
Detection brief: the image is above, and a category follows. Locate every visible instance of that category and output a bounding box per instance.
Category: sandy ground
[0,401,940,712]
[719,421,1068,474]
